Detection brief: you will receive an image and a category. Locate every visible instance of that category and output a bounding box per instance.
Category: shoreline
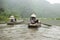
[0,20,60,26]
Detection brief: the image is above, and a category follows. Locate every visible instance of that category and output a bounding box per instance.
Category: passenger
[35,19,39,23]
[15,18,16,21]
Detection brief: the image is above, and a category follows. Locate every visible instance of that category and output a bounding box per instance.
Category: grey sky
[46,0,60,4]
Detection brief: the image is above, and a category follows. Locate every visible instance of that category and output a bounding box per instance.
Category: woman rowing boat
[28,13,41,28]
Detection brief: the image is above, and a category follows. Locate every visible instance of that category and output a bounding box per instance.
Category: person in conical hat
[30,13,36,20]
[30,13,41,24]
[30,14,37,24]
[9,15,16,22]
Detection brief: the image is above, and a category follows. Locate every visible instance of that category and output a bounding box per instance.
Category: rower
[9,15,16,22]
[30,14,40,24]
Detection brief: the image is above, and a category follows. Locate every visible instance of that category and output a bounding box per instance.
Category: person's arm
[38,20,41,24]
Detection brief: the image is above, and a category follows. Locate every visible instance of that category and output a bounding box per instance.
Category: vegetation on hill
[0,0,60,22]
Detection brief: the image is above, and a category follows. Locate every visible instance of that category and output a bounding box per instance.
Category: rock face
[0,24,60,40]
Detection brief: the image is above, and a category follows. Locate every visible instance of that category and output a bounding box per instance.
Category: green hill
[1,0,60,18]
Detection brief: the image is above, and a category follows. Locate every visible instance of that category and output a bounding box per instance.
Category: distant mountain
[2,0,60,18]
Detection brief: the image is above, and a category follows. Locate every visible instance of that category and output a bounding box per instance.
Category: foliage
[56,18,60,20]
[2,0,60,18]
[0,8,20,22]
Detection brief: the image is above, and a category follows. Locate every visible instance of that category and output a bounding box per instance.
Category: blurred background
[0,0,60,25]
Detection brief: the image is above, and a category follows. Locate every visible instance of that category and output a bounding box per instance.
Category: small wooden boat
[7,20,24,25]
[28,23,41,28]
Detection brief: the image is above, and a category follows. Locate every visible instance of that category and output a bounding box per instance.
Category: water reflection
[28,28,38,33]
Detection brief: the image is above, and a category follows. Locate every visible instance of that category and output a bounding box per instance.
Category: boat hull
[7,22,22,25]
[28,23,41,28]
[7,20,24,25]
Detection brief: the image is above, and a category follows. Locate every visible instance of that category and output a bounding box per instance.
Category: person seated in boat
[15,18,16,21]
[9,15,16,22]
[30,14,39,24]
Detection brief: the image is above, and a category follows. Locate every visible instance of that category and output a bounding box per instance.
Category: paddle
[41,22,52,26]
[24,20,52,26]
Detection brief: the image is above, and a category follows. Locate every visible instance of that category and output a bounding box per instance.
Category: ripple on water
[0,24,60,40]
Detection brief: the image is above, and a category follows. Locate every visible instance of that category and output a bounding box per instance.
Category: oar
[41,23,52,26]
[24,21,52,26]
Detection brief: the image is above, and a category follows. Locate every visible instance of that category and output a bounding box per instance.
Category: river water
[0,23,60,40]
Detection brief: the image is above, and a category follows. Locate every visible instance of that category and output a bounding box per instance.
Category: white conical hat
[31,14,36,17]
[9,15,15,19]
[10,15,14,18]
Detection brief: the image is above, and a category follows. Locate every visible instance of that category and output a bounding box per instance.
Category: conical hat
[10,15,14,18]
[9,15,15,19]
[31,14,36,17]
